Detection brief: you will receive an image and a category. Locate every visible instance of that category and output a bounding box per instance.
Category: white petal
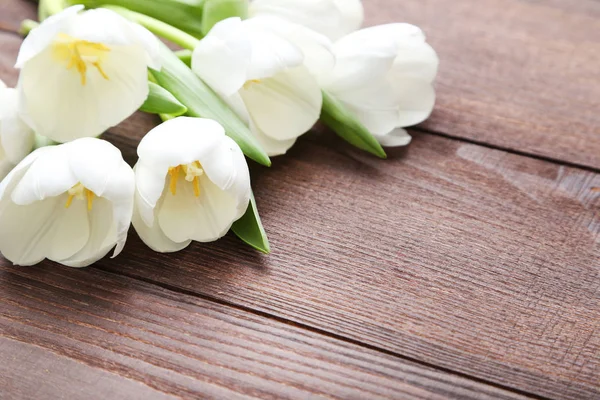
[240,66,321,141]
[66,138,127,198]
[0,156,14,182]
[250,0,364,41]
[133,193,191,253]
[137,117,225,174]
[250,120,297,157]
[134,161,166,227]
[240,18,304,80]
[0,194,89,266]
[324,24,425,92]
[192,18,253,96]
[392,79,436,128]
[375,128,412,147]
[11,145,77,205]
[15,5,83,68]
[0,146,50,201]
[61,197,119,267]
[18,44,149,142]
[0,79,6,89]
[391,42,439,83]
[243,16,335,78]
[0,88,35,165]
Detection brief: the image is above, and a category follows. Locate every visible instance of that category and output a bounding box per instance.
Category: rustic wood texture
[0,0,36,34]
[1,1,600,399]
[0,264,531,400]
[366,0,600,169]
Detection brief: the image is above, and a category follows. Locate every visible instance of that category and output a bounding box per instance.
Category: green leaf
[320,90,387,159]
[174,49,192,67]
[231,192,270,254]
[201,0,248,36]
[140,82,188,116]
[73,0,206,38]
[152,41,271,167]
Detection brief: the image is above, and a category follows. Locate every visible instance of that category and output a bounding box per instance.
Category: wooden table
[1,1,599,399]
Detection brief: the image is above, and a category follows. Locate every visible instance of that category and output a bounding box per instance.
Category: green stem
[100,5,200,50]
[19,20,40,36]
[39,0,67,19]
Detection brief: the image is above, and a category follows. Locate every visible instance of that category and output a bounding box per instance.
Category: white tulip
[0,79,35,180]
[321,24,439,147]
[0,138,135,267]
[192,17,329,156]
[133,117,251,253]
[249,0,364,41]
[15,5,161,143]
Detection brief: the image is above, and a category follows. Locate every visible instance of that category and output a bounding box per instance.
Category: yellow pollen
[243,79,261,89]
[65,183,96,211]
[168,162,204,197]
[52,33,111,86]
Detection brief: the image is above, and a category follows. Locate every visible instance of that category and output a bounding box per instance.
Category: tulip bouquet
[0,0,438,267]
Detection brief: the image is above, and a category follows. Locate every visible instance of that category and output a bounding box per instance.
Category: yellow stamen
[193,176,201,197]
[65,183,95,211]
[65,194,75,209]
[168,166,180,195]
[168,162,203,197]
[87,189,95,211]
[52,33,111,86]
[243,79,261,89]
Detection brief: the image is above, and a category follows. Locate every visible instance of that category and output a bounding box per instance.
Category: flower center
[65,182,96,211]
[168,161,204,197]
[52,33,111,86]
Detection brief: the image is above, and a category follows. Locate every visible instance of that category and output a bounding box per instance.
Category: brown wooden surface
[1,1,600,399]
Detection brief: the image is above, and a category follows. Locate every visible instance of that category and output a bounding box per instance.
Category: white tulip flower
[192,17,330,156]
[249,0,364,41]
[321,24,439,147]
[0,79,35,180]
[15,5,161,143]
[0,138,135,267]
[133,117,251,253]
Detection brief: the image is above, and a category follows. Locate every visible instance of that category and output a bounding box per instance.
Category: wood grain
[0,264,531,400]
[365,0,600,169]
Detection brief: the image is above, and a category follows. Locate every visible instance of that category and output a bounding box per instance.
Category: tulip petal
[192,18,253,97]
[392,78,436,128]
[0,194,89,266]
[61,197,117,267]
[375,128,413,147]
[15,5,83,68]
[250,0,363,41]
[133,196,191,253]
[240,67,321,141]
[391,42,439,84]
[0,88,34,165]
[11,145,77,206]
[137,117,225,174]
[243,16,335,79]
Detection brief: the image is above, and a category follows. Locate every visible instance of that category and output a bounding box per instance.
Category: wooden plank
[0,265,530,400]
[365,0,600,168]
[0,0,37,34]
